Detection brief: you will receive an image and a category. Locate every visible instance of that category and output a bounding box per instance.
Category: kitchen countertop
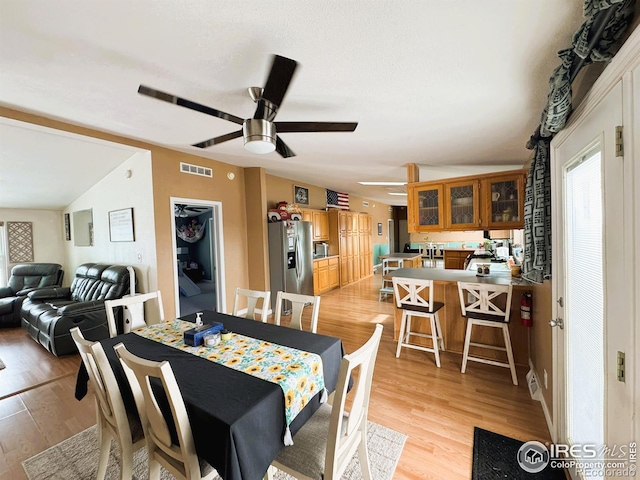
[378,253,423,259]
[313,254,340,260]
[389,267,532,287]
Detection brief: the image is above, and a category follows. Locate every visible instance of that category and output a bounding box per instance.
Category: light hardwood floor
[0,274,552,480]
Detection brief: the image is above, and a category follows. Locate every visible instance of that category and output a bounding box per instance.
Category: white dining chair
[457,282,518,385]
[70,327,145,480]
[114,343,219,480]
[273,291,321,333]
[270,324,383,480]
[379,258,404,301]
[232,287,271,322]
[105,290,164,337]
[392,276,445,367]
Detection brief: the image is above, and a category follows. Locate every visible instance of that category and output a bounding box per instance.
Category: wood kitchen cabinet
[328,210,373,287]
[313,256,340,295]
[408,169,526,232]
[301,209,313,223]
[312,210,329,241]
[444,179,480,230]
[481,173,525,229]
[300,209,329,241]
[443,250,469,270]
[407,184,444,232]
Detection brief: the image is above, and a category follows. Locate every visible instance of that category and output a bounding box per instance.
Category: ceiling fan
[174,204,208,217]
[138,55,358,158]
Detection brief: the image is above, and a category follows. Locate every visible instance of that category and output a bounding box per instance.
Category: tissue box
[183,322,224,347]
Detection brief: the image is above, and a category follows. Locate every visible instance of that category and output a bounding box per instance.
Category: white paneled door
[552,80,634,480]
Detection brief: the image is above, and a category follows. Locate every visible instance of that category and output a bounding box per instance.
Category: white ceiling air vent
[180,162,212,178]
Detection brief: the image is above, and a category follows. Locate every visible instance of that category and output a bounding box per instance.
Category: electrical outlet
[544,369,548,389]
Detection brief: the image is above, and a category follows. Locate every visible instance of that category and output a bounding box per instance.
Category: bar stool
[379,258,404,301]
[457,282,518,385]
[392,276,445,367]
[421,243,435,268]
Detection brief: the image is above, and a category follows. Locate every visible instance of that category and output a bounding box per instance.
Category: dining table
[75,310,346,480]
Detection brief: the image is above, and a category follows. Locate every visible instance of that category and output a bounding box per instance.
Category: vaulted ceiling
[0,0,587,208]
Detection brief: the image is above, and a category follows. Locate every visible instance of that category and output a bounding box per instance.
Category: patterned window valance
[176,220,206,243]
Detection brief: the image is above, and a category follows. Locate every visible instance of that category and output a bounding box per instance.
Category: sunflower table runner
[133,319,327,445]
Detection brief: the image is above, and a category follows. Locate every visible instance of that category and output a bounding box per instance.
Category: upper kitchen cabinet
[300,208,329,241]
[311,210,329,241]
[407,169,526,232]
[481,172,525,229]
[444,179,480,230]
[407,184,444,232]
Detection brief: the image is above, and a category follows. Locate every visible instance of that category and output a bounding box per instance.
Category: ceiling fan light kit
[243,119,276,154]
[137,54,357,158]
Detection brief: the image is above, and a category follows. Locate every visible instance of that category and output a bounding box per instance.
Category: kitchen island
[378,252,423,268]
[389,268,533,366]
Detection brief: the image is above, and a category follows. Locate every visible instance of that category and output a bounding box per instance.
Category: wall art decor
[109,208,135,242]
[64,213,71,241]
[7,221,34,262]
[294,185,309,205]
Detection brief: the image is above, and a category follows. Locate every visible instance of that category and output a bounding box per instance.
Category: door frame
[550,73,635,466]
[170,197,226,317]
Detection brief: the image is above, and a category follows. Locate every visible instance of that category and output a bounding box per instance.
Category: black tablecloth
[77,311,345,480]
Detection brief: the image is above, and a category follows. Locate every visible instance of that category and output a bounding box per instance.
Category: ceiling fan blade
[138,85,245,125]
[192,130,243,149]
[275,137,296,158]
[274,121,358,133]
[262,55,298,107]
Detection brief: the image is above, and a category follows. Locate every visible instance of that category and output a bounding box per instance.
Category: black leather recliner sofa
[0,263,63,327]
[21,263,130,356]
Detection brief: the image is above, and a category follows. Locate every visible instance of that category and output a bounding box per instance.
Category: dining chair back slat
[232,287,271,322]
[105,291,164,337]
[274,291,321,333]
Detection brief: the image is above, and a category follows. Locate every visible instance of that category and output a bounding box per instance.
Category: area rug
[23,421,406,480]
[472,427,566,480]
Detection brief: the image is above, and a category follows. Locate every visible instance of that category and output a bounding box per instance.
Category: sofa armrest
[0,287,15,299]
[57,300,106,316]
[28,287,71,300]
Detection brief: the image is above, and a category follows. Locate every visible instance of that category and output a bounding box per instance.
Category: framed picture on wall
[294,185,309,205]
[64,213,71,241]
[109,208,135,242]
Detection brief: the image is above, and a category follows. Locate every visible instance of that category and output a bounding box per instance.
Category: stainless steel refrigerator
[268,221,314,310]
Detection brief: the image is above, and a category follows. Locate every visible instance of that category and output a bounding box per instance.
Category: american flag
[326,189,349,209]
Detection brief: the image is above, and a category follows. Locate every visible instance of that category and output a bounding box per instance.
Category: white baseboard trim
[528,359,554,440]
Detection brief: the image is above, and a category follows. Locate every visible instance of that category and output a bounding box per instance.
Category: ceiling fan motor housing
[243,118,276,153]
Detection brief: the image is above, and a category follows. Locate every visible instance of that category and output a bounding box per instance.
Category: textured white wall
[64,150,158,295]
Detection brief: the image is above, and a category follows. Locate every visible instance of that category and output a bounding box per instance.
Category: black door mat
[472,427,567,479]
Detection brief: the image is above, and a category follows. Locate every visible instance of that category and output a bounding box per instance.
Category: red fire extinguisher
[521,292,532,327]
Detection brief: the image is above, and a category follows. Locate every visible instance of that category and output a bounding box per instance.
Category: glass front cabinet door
[444,180,480,229]
[482,173,525,228]
[408,184,444,232]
